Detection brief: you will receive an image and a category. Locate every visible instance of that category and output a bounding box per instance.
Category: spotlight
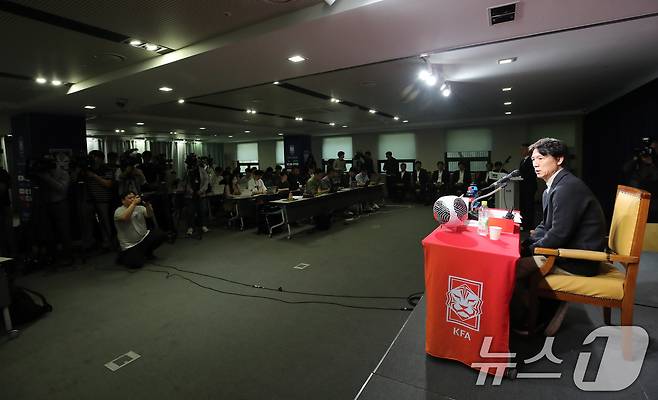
[115,129,120,133]
[329,122,336,126]
[425,75,438,86]
[295,117,303,121]
[199,127,206,130]
[35,77,47,84]
[288,55,306,63]
[505,111,512,115]
[273,81,280,85]
[83,105,96,109]
[244,130,251,133]
[402,120,409,123]
[341,125,348,128]
[498,57,517,65]
[504,101,512,106]
[178,98,185,104]
[441,83,451,97]
[145,43,159,51]
[136,122,144,125]
[369,109,377,114]
[330,98,341,103]
[393,116,400,121]
[51,80,62,86]
[502,87,512,91]
[129,39,142,46]
[228,135,233,138]
[278,133,284,136]
[159,86,173,92]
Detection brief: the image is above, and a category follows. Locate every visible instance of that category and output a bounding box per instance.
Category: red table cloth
[422,223,519,373]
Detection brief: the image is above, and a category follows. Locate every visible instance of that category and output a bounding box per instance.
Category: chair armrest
[533,247,638,263]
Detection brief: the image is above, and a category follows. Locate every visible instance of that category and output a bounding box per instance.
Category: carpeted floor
[0,204,436,400]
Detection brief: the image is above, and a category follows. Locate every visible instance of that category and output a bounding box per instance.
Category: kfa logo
[446,276,483,334]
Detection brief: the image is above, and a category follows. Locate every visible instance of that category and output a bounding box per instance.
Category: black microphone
[482,169,520,191]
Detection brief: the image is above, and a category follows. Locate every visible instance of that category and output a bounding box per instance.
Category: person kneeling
[114,191,167,268]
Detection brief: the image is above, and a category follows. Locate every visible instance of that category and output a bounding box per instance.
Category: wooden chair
[532,185,651,329]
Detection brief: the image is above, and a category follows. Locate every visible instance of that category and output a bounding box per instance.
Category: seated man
[320,168,337,193]
[114,191,167,269]
[513,138,607,336]
[412,161,430,204]
[355,167,370,186]
[305,169,324,196]
[247,170,267,195]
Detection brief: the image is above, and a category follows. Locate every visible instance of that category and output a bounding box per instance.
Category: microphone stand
[466,184,507,218]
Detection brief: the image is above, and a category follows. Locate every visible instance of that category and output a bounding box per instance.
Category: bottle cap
[482,201,487,206]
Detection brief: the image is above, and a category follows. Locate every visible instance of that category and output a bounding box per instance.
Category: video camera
[634,137,656,158]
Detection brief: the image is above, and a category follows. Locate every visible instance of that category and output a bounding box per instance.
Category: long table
[269,184,384,239]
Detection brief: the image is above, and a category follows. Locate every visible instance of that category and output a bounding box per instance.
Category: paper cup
[489,226,503,240]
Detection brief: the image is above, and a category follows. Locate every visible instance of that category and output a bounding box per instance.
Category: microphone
[482,169,520,191]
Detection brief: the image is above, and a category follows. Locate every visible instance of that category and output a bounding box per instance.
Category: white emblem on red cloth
[446,276,483,331]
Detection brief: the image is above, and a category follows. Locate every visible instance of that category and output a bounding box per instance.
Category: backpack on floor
[9,286,53,326]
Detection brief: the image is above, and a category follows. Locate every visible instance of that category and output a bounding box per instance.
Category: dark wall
[583,78,658,221]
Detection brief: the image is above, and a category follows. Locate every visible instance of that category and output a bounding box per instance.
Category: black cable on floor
[143,268,413,311]
[635,303,658,309]
[148,261,419,300]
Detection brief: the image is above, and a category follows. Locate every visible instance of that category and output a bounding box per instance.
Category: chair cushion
[538,263,626,300]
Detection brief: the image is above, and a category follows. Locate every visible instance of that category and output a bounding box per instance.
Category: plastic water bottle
[478,200,489,236]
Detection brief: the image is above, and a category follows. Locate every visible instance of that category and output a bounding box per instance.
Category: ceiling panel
[13,0,324,49]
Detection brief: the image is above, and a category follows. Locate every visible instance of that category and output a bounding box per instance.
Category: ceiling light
[174,132,178,135]
[288,55,306,63]
[329,122,336,126]
[342,125,348,128]
[425,75,438,86]
[145,43,159,51]
[393,116,400,121]
[159,86,173,92]
[419,53,429,58]
[115,129,120,133]
[295,117,303,121]
[369,109,377,114]
[199,127,206,130]
[228,135,233,138]
[418,70,431,81]
[178,98,185,104]
[51,80,62,86]
[278,133,284,136]
[83,105,96,109]
[441,84,452,97]
[129,39,142,46]
[330,98,341,103]
[498,57,517,65]
[273,81,280,85]
[35,77,47,84]
[136,122,144,125]
[120,129,125,133]
[502,87,512,91]
[245,109,256,114]
[402,120,409,123]
[504,101,512,106]
[244,130,250,133]
[505,111,512,115]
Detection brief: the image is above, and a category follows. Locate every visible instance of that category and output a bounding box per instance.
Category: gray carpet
[0,205,436,400]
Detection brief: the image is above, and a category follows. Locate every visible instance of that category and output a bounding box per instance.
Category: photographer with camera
[178,153,210,236]
[624,138,658,220]
[114,191,166,269]
[116,150,147,195]
[82,150,115,251]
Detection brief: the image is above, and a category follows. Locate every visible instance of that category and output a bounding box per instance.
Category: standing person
[83,150,115,251]
[383,151,399,199]
[114,192,166,269]
[519,143,538,231]
[332,151,347,173]
[0,163,13,256]
[513,138,606,335]
[179,154,210,236]
[363,151,375,176]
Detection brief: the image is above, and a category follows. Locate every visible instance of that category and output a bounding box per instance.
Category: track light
[441,83,451,97]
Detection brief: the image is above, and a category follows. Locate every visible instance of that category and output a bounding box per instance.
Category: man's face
[437,163,444,170]
[401,164,407,171]
[532,149,563,181]
[122,193,137,207]
[415,163,421,170]
[458,163,465,171]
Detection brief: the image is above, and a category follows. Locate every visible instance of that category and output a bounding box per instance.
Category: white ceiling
[2,0,658,143]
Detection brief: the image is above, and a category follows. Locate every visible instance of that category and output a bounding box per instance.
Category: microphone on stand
[481,169,520,191]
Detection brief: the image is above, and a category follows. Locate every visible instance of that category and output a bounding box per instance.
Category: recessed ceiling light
[136,122,144,125]
[199,127,206,130]
[329,122,336,126]
[145,43,159,51]
[504,101,512,106]
[505,111,512,115]
[273,81,280,85]
[402,120,409,123]
[330,98,341,103]
[342,125,348,128]
[35,77,47,84]
[244,130,250,133]
[288,55,306,63]
[115,129,120,133]
[393,116,400,121]
[159,86,173,92]
[245,109,257,114]
[214,134,217,136]
[177,98,185,104]
[295,117,303,121]
[228,135,233,138]
[83,105,96,109]
[120,129,125,133]
[419,53,429,58]
[502,87,512,91]
[369,109,377,114]
[129,39,142,46]
[51,80,62,86]
[278,133,284,136]
[498,57,517,64]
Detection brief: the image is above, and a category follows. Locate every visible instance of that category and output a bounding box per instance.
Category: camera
[634,137,655,159]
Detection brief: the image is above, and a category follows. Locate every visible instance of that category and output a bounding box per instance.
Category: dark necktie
[542,189,549,210]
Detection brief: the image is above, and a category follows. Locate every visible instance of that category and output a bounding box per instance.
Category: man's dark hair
[120,191,136,201]
[89,150,105,160]
[386,151,392,157]
[280,171,288,177]
[337,151,345,157]
[415,160,422,166]
[458,160,467,167]
[254,170,264,177]
[494,161,503,167]
[528,138,568,162]
[437,161,444,166]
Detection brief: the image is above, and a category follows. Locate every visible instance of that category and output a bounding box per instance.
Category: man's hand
[132,196,142,206]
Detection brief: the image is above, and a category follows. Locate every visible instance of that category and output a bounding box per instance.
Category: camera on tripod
[634,137,655,159]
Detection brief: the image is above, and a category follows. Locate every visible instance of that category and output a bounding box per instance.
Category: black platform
[356,253,658,400]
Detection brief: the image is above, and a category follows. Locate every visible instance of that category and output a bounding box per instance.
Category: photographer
[116,150,147,195]
[82,150,115,251]
[624,143,658,220]
[114,191,166,269]
[178,153,210,236]
[0,161,13,256]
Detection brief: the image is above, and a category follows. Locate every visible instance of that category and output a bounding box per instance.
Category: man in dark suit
[394,163,412,202]
[431,161,449,200]
[512,138,607,336]
[519,143,538,230]
[412,161,430,203]
[383,151,399,200]
[450,160,471,195]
